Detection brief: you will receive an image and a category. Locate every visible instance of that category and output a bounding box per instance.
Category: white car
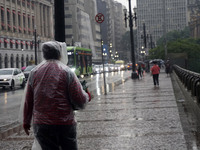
[0,68,25,90]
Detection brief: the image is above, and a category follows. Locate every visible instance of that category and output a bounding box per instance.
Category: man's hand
[23,124,30,135]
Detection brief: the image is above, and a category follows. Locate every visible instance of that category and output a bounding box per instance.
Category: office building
[0,0,54,69]
[136,0,188,56]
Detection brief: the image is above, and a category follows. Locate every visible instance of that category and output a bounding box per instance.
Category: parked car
[23,65,36,81]
[0,68,25,89]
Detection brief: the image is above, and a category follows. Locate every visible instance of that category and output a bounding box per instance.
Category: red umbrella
[21,66,26,71]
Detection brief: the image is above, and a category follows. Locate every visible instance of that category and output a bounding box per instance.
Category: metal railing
[173,65,200,103]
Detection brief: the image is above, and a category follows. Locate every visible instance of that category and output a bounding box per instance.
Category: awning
[8,24,11,28]
[10,40,15,44]
[1,7,4,11]
[12,10,16,14]
[26,41,30,45]
[16,40,20,45]
[21,41,25,45]
[7,8,10,13]
[13,26,17,29]
[4,39,9,43]
[18,26,22,30]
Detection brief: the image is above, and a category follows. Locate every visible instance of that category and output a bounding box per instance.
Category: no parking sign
[95,13,104,24]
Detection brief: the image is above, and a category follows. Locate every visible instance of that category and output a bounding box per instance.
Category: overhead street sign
[95,13,104,24]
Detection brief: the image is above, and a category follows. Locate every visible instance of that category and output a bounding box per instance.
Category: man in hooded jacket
[23,41,91,150]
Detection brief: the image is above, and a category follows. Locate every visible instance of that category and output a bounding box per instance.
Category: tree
[157,27,190,46]
[120,30,137,62]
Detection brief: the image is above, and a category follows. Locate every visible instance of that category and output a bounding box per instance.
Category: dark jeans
[33,124,77,150]
[153,74,159,85]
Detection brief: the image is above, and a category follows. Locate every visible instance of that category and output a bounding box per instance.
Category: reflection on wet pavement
[76,72,189,150]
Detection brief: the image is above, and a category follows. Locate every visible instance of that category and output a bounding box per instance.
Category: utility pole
[163,0,167,60]
[54,0,65,42]
[123,0,138,79]
[34,27,37,65]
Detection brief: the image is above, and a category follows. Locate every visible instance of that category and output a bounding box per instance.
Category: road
[0,70,131,128]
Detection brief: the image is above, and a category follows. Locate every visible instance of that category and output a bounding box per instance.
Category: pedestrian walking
[22,41,91,150]
[151,61,160,87]
[137,64,143,79]
[165,59,171,77]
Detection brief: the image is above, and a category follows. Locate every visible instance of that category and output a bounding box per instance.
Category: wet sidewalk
[76,72,187,150]
[0,71,191,149]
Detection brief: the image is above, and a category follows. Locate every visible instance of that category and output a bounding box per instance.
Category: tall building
[96,0,126,62]
[136,0,188,56]
[64,0,102,63]
[0,0,54,69]
[114,2,127,61]
[84,0,101,63]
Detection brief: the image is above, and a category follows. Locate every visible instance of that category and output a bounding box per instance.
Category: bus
[67,46,93,77]
[115,60,125,70]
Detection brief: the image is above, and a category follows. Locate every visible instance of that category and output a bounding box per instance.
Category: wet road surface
[0,71,200,149]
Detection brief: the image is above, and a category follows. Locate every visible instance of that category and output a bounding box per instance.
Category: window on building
[66,34,73,38]
[21,41,24,50]
[26,55,29,66]
[65,25,72,29]
[13,10,17,32]
[16,55,19,68]
[17,0,20,5]
[31,41,34,50]
[7,9,11,31]
[23,14,26,33]
[65,14,72,18]
[4,38,8,48]
[25,41,28,49]
[18,12,22,33]
[32,16,35,31]
[16,40,20,49]
[10,54,14,68]
[31,1,34,9]
[1,7,5,30]
[28,15,31,34]
[22,0,25,7]
[10,40,13,48]
[0,54,2,69]
[4,54,8,68]
[21,56,24,67]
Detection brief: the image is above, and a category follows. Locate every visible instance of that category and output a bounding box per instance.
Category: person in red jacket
[23,41,91,150]
[151,61,160,86]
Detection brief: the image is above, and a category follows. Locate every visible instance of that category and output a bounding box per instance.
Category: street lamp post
[124,0,138,79]
[34,27,37,65]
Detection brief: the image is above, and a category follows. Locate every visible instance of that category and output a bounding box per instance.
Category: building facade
[96,0,127,62]
[136,0,188,56]
[64,0,102,63]
[0,0,54,69]
[188,0,200,38]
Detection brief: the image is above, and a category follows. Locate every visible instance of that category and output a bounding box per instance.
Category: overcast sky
[115,0,137,9]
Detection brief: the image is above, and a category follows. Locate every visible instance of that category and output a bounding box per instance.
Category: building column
[49,5,53,38]
[4,0,8,31]
[40,4,44,37]
[45,6,48,37]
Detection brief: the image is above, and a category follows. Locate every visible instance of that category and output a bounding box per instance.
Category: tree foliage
[149,27,200,60]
